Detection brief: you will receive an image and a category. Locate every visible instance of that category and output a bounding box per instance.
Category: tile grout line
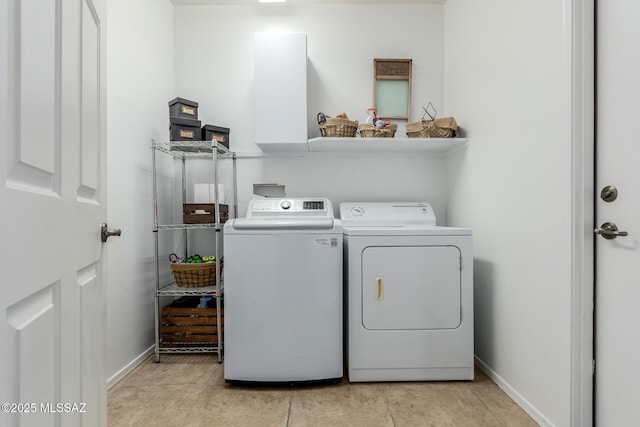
[176,383,209,427]
[285,390,293,427]
[379,383,398,427]
[467,383,504,426]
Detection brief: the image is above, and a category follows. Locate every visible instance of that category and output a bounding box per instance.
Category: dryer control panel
[340,202,436,227]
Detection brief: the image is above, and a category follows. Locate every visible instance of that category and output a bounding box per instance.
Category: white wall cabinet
[254,32,308,152]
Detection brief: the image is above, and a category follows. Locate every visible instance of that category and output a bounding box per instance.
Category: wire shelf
[156,223,222,231]
[158,282,223,297]
[151,140,234,159]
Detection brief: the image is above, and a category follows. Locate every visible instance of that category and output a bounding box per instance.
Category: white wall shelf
[307,137,468,153]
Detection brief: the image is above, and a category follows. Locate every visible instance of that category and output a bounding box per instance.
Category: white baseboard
[107,346,155,390]
[475,356,554,427]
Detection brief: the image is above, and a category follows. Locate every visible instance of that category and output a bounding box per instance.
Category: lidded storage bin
[168,97,201,142]
[202,125,230,148]
[168,97,199,120]
[170,117,202,141]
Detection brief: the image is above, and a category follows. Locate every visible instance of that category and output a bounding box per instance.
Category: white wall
[444,0,573,425]
[174,4,445,150]
[172,4,450,219]
[106,0,174,385]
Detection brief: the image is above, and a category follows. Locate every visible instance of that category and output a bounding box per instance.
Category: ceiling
[169,0,446,5]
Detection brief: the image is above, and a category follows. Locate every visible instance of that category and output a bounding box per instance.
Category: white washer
[341,202,474,382]
[224,198,343,385]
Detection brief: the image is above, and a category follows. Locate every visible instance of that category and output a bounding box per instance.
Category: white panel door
[596,0,640,425]
[0,0,108,426]
[361,246,461,330]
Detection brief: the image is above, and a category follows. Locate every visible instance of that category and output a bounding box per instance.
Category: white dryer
[341,202,473,382]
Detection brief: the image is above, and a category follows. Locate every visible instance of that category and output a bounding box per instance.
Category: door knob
[600,185,618,202]
[594,222,628,240]
[101,223,122,242]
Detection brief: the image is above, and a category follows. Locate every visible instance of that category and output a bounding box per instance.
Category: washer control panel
[248,198,332,217]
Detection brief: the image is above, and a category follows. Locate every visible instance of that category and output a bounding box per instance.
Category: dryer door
[362,245,461,330]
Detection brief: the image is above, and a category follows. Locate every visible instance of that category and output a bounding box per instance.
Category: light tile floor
[108,354,537,427]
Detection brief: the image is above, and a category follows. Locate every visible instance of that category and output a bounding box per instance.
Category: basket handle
[421,102,437,122]
[169,253,180,263]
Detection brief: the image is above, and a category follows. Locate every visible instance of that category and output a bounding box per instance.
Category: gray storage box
[202,125,230,149]
[168,97,199,120]
[170,117,202,141]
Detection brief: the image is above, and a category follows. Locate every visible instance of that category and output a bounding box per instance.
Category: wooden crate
[161,304,224,343]
[183,203,229,224]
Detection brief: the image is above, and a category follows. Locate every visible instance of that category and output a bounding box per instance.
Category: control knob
[280,200,292,210]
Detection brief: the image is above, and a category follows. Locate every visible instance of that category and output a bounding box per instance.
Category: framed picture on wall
[373,58,412,119]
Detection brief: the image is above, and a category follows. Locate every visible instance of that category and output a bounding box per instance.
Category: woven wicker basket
[319,117,358,137]
[358,123,398,138]
[170,260,219,288]
[406,117,458,138]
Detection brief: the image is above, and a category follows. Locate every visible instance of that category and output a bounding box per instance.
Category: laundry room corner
[105,0,176,387]
[444,0,575,425]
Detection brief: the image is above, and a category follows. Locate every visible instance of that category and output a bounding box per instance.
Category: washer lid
[231,218,336,230]
[340,202,436,227]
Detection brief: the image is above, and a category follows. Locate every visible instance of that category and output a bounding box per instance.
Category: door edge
[569,0,595,425]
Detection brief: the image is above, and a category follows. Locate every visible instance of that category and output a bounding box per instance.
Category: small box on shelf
[202,125,230,149]
[183,203,229,224]
[170,117,202,142]
[168,97,199,120]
